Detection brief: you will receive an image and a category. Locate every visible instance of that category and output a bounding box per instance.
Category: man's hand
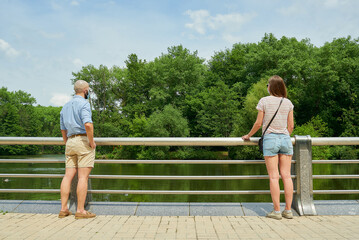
[84,122,96,149]
[61,130,68,144]
[89,140,96,149]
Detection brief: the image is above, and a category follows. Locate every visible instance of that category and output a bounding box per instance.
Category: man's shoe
[58,210,72,218]
[75,211,96,219]
[266,211,282,220]
[282,210,294,219]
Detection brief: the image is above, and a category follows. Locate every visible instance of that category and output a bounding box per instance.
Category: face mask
[85,90,90,99]
[267,88,270,95]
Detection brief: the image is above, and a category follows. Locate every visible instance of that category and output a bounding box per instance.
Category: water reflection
[0,155,358,202]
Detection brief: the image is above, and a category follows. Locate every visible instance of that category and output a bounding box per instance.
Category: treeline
[1,34,358,159]
[0,88,62,155]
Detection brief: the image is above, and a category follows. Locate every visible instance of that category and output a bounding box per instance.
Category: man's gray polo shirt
[60,95,93,137]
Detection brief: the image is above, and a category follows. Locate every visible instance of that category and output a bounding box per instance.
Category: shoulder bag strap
[261,97,284,137]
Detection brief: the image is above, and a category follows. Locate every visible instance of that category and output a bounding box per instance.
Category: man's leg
[76,167,92,213]
[60,168,77,211]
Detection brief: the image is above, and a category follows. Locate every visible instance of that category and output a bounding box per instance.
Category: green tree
[230,78,268,160]
[138,104,190,159]
[116,54,152,118]
[292,116,331,160]
[149,45,207,112]
[185,80,240,137]
[0,87,39,155]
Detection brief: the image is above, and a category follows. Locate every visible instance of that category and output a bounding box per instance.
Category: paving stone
[241,202,277,216]
[241,202,299,216]
[314,200,359,215]
[135,202,189,216]
[13,200,60,214]
[1,214,359,239]
[0,200,23,213]
[88,201,138,215]
[190,202,244,216]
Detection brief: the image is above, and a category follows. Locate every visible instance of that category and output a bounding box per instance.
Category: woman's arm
[287,110,294,135]
[242,111,264,140]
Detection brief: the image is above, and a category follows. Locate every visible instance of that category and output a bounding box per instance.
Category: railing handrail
[1,136,358,216]
[0,173,297,180]
[0,189,293,194]
[0,136,359,146]
[0,159,294,164]
[3,159,359,164]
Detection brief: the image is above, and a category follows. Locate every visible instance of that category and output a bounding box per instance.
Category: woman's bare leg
[265,155,280,211]
[279,154,293,210]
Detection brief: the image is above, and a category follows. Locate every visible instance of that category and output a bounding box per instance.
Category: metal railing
[0,136,359,216]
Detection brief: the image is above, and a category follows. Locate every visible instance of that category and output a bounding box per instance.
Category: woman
[242,75,294,220]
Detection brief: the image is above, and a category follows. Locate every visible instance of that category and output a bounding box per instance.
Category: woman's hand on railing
[242,135,250,141]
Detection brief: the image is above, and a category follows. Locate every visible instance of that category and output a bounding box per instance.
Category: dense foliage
[1,34,358,159]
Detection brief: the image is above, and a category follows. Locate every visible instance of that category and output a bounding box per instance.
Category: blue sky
[1,0,359,106]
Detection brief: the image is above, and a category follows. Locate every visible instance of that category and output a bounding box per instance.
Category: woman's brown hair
[268,75,287,98]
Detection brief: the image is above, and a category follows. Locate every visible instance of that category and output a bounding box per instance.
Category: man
[58,80,96,219]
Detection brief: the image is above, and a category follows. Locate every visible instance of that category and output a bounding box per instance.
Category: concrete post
[292,135,317,216]
[68,173,92,212]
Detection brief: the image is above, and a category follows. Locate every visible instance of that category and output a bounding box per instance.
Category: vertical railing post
[292,135,317,216]
[68,173,92,212]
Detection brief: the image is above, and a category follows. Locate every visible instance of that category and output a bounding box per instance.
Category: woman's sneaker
[266,211,282,220]
[282,210,293,219]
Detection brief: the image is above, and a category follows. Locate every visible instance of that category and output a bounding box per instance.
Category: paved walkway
[1,213,359,239]
[1,200,359,216]
[1,200,359,239]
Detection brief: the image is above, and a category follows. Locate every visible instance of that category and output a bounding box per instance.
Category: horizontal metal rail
[2,189,358,195]
[2,173,358,180]
[312,175,359,179]
[312,160,359,164]
[313,190,359,194]
[2,189,357,195]
[3,159,358,164]
[2,159,358,165]
[0,137,258,146]
[0,159,277,164]
[0,137,359,146]
[0,173,296,180]
[2,159,358,164]
[0,189,294,194]
[311,137,359,146]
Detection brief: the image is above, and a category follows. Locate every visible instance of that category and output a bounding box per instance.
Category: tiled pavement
[1,200,359,216]
[0,200,359,239]
[1,214,359,239]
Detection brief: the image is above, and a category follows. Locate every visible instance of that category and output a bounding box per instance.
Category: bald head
[74,80,89,94]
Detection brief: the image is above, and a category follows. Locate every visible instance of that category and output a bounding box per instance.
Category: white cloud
[39,31,64,39]
[324,0,339,8]
[184,10,256,43]
[211,13,251,30]
[50,1,63,10]
[50,93,72,106]
[278,4,304,16]
[0,39,20,57]
[73,58,85,68]
[70,1,79,6]
[185,10,210,34]
[222,34,242,44]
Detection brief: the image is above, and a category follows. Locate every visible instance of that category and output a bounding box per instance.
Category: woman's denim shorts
[263,133,293,157]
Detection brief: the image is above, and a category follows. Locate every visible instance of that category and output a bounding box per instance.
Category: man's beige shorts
[65,136,95,168]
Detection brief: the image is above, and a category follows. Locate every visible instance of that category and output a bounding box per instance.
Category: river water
[0,154,358,202]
